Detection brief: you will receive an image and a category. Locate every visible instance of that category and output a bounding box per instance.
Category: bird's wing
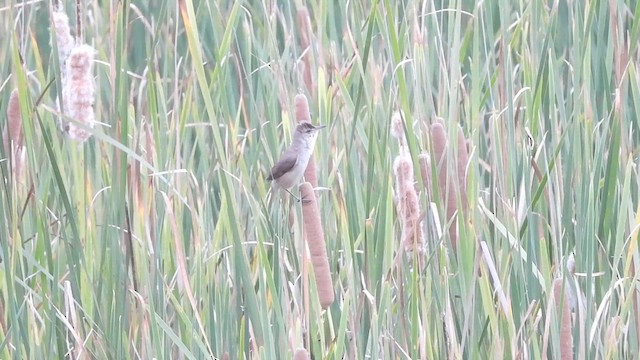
[267,150,298,181]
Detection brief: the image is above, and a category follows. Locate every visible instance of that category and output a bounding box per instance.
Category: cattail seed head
[52,4,75,76]
[393,153,413,187]
[429,122,470,252]
[455,125,469,212]
[3,90,26,181]
[300,182,334,309]
[430,122,448,170]
[62,44,95,142]
[293,347,310,360]
[390,111,406,142]
[4,90,23,154]
[393,153,425,255]
[418,153,430,192]
[294,94,312,124]
[296,7,314,93]
[552,277,573,360]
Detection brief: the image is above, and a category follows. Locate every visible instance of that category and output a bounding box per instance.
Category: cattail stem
[75,0,83,44]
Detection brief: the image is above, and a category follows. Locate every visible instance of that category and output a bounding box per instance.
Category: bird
[267,122,326,199]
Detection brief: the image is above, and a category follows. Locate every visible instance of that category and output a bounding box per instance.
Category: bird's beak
[315,124,327,130]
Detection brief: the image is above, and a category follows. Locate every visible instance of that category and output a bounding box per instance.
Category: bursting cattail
[294,94,318,188]
[300,182,334,309]
[552,277,573,360]
[293,347,310,360]
[394,153,425,255]
[391,112,425,255]
[430,122,470,252]
[390,111,406,143]
[52,4,75,77]
[3,90,26,179]
[61,44,95,142]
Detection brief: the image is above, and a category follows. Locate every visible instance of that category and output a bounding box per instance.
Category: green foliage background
[1,0,640,358]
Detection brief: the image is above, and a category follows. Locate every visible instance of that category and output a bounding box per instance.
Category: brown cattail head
[3,90,26,181]
[393,153,425,255]
[293,347,310,360]
[300,182,334,309]
[52,4,75,77]
[455,125,469,207]
[294,94,312,124]
[429,122,470,252]
[4,90,23,154]
[296,7,314,94]
[294,94,318,187]
[552,277,573,360]
[61,44,95,142]
[3,90,26,180]
[418,153,430,192]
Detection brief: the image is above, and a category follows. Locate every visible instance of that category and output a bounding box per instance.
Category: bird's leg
[284,187,311,204]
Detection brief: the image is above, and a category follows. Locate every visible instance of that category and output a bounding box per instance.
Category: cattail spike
[3,90,26,181]
[4,90,23,153]
[296,7,314,94]
[429,122,471,252]
[294,94,311,124]
[300,182,334,309]
[418,153,430,192]
[552,278,573,359]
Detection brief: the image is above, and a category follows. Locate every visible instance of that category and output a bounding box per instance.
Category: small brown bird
[267,122,326,194]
